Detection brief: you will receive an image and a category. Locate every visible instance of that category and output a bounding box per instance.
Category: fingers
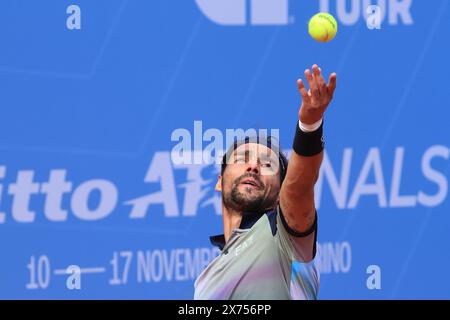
[304,68,314,88]
[301,65,337,104]
[305,68,319,99]
[312,64,328,98]
[297,79,310,103]
[328,72,337,97]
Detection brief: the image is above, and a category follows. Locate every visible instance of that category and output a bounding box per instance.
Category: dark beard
[223,173,274,213]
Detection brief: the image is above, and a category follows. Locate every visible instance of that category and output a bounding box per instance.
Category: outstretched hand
[297,64,337,125]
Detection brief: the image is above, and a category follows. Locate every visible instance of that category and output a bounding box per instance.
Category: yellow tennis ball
[308,13,338,42]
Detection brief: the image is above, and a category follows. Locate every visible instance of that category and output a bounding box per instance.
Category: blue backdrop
[0,0,449,299]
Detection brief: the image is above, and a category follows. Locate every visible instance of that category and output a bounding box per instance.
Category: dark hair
[221,135,288,183]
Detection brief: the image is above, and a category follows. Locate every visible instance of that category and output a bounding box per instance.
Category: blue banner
[0,0,449,299]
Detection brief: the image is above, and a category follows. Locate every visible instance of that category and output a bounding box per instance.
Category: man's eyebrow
[234,148,275,162]
[260,151,278,163]
[235,149,252,156]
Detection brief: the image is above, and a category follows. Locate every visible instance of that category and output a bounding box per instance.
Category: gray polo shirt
[194,205,320,300]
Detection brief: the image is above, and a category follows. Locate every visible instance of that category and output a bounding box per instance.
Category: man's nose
[246,161,260,174]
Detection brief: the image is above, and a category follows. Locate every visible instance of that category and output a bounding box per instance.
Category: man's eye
[235,156,245,163]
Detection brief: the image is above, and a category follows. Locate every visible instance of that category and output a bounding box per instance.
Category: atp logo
[196,0,414,27]
[125,152,222,218]
[195,0,289,26]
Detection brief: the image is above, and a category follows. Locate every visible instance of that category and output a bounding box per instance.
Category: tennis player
[194,64,337,300]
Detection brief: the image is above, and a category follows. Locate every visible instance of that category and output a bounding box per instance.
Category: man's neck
[221,206,243,243]
[221,203,277,243]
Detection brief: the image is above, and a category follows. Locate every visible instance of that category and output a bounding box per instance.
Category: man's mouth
[239,178,262,189]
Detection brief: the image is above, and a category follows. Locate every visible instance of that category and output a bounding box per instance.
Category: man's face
[220,143,281,213]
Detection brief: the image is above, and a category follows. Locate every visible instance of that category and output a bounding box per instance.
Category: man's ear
[215,175,222,192]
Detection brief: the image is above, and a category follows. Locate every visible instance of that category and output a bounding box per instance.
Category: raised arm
[279,64,336,234]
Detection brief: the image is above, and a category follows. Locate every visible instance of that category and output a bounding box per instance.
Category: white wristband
[299,118,323,133]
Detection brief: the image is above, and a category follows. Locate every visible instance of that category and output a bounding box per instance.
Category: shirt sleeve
[275,204,318,263]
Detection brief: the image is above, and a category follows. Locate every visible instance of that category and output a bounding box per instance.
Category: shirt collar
[209,209,270,250]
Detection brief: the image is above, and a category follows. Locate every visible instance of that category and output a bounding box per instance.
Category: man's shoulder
[250,207,278,237]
